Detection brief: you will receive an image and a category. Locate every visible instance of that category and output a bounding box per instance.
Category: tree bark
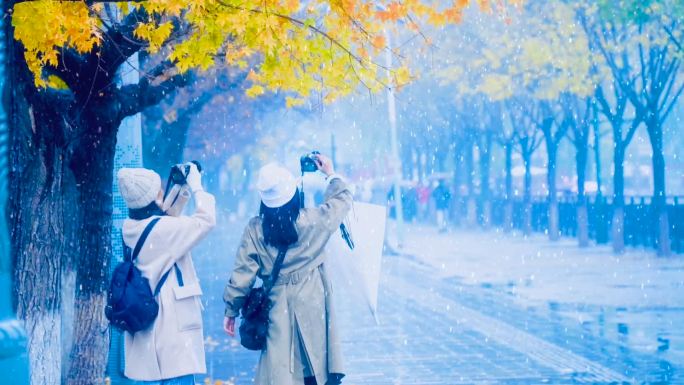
[612,144,626,254]
[8,25,81,384]
[478,131,492,228]
[451,140,464,226]
[646,117,671,256]
[576,145,589,247]
[464,139,477,227]
[547,146,559,241]
[504,142,514,232]
[593,112,602,196]
[64,101,119,385]
[523,152,532,236]
[11,105,67,385]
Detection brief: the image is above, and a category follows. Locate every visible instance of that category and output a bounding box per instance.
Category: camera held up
[170,160,203,186]
[163,160,202,208]
[298,151,354,250]
[300,151,321,174]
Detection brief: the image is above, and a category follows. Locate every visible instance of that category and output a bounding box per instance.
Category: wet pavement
[193,219,684,384]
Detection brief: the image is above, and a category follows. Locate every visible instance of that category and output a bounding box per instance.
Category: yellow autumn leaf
[285,96,305,108]
[245,85,265,98]
[47,75,69,90]
[11,0,497,96]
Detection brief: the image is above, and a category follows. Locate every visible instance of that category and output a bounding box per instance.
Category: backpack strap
[131,217,162,261]
[154,264,183,296]
[262,247,288,296]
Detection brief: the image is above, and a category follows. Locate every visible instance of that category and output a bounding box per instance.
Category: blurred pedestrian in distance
[404,183,418,222]
[432,180,451,232]
[387,187,397,219]
[223,154,351,385]
[416,182,431,222]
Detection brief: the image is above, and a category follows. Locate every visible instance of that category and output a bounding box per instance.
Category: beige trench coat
[224,177,352,385]
[122,190,216,381]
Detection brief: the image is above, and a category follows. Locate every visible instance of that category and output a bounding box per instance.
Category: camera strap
[162,174,176,202]
[299,172,306,209]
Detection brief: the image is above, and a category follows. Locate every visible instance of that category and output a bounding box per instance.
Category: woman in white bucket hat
[223,154,352,385]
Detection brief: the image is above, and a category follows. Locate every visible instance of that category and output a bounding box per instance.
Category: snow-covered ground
[398,224,684,367]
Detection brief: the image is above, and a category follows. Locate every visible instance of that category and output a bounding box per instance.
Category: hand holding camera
[185,163,203,193]
[300,151,334,176]
[167,160,203,197]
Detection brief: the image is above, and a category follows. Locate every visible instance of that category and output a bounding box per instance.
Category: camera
[169,160,202,185]
[300,151,321,173]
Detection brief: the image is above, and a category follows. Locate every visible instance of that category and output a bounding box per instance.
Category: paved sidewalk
[194,221,684,384]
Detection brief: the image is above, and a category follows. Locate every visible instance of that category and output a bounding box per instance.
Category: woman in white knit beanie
[116,164,216,385]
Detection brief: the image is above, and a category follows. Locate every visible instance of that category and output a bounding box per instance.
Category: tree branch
[51,47,89,89]
[663,24,683,53]
[658,59,679,111]
[623,116,642,148]
[116,71,192,119]
[98,6,149,73]
[661,83,684,123]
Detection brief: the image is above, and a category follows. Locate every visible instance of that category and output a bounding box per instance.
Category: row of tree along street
[3,0,472,383]
[391,1,684,256]
[3,0,682,383]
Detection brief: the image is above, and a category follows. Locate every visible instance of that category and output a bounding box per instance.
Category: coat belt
[273,263,322,286]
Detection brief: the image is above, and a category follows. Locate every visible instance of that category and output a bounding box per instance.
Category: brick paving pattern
[195,223,682,384]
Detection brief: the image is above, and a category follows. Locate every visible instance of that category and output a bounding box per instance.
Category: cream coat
[224,177,352,385]
[122,190,216,381]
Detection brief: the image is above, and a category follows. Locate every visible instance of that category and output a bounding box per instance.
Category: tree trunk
[593,113,602,196]
[576,145,589,247]
[11,98,116,385]
[646,118,670,256]
[504,142,514,231]
[65,104,119,385]
[9,85,79,385]
[451,142,464,226]
[11,116,65,385]
[523,153,532,236]
[547,147,559,241]
[464,140,477,227]
[7,25,83,383]
[612,145,626,254]
[10,56,119,385]
[577,202,589,247]
[479,132,492,228]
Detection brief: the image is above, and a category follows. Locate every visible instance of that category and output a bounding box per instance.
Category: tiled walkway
[195,222,683,384]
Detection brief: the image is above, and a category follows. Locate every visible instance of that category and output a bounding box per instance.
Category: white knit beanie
[117,168,162,209]
[256,163,298,208]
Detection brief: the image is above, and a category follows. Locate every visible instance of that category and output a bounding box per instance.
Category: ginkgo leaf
[11,0,514,99]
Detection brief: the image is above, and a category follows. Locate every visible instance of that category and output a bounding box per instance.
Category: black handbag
[239,247,288,350]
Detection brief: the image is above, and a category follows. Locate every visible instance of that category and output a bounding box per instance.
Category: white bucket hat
[257,162,298,208]
[117,168,162,209]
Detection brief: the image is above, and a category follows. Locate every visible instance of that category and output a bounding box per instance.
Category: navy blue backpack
[105,217,179,334]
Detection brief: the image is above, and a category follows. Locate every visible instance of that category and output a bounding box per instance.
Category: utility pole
[385,30,404,246]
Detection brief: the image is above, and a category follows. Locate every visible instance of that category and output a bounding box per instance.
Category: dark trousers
[304,373,344,385]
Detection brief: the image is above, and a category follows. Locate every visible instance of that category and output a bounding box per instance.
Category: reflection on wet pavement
[193,221,683,384]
